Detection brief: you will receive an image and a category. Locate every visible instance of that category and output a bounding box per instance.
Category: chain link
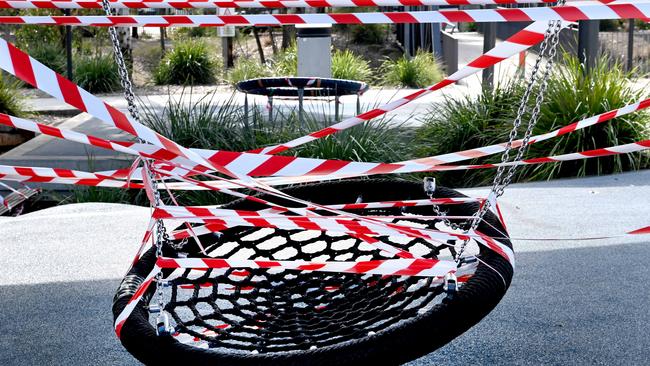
[100,0,170,322]
[454,1,566,262]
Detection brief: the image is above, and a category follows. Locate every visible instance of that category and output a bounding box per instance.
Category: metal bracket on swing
[423,177,436,197]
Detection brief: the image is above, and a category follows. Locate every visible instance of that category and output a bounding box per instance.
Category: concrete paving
[0,170,649,365]
[0,113,134,181]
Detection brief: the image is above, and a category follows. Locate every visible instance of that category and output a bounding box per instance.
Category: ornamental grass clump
[413,80,523,187]
[154,40,218,85]
[139,89,412,204]
[331,50,372,83]
[0,75,25,117]
[226,57,273,85]
[527,54,650,180]
[73,54,120,93]
[414,53,650,188]
[381,50,444,88]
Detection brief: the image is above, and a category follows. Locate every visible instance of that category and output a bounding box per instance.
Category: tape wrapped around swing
[112,179,513,365]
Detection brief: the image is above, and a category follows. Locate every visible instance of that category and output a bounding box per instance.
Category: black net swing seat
[113,179,514,366]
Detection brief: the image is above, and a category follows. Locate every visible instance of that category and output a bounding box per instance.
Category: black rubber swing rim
[235,77,369,97]
[113,179,513,366]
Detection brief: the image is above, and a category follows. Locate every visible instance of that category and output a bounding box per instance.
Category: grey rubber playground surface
[1,170,649,365]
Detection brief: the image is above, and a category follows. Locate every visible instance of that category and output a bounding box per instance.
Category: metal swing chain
[100,0,171,334]
[454,1,566,263]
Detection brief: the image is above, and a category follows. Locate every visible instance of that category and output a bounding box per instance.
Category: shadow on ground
[1,242,648,365]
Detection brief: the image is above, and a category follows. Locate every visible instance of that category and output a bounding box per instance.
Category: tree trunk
[253,27,266,64]
[281,9,296,50]
[269,27,278,56]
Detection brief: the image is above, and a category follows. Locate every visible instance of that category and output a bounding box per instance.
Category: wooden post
[253,27,266,64]
[222,37,234,68]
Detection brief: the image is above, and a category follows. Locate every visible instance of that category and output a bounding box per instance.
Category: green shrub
[413,80,523,187]
[350,24,386,44]
[29,43,67,75]
[381,50,444,88]
[154,40,217,85]
[14,10,63,50]
[73,54,120,93]
[173,27,212,39]
[528,54,649,180]
[332,50,372,82]
[273,43,298,76]
[227,58,272,85]
[636,19,650,31]
[600,19,623,31]
[0,74,25,116]
[414,53,650,187]
[142,88,408,205]
[140,89,409,160]
[139,89,412,205]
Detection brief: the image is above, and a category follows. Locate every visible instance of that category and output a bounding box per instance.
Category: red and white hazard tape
[0,38,244,183]
[152,205,516,264]
[158,256,456,277]
[0,113,140,157]
[424,139,650,171]
[0,22,553,186]
[0,173,142,188]
[254,21,554,154]
[406,97,650,166]
[113,254,476,336]
[1,2,648,27]
[0,164,123,181]
[5,90,650,186]
[0,0,565,10]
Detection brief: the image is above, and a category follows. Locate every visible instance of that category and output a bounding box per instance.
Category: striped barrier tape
[4,87,650,186]
[0,37,416,222]
[157,257,456,277]
[0,173,143,188]
[152,205,516,264]
[0,21,556,183]
[113,254,479,336]
[0,164,125,181]
[1,2,648,27]
[253,21,555,154]
[0,0,568,10]
[0,38,248,183]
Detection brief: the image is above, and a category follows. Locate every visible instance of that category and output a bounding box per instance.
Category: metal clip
[148,304,161,314]
[423,177,436,198]
[156,312,173,336]
[444,272,458,298]
[459,255,478,265]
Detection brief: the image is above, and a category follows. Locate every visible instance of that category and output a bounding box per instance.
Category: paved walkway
[1,170,648,365]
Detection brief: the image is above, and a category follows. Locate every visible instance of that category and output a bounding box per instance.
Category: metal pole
[298,88,304,127]
[268,95,273,122]
[404,17,411,57]
[578,20,600,72]
[482,5,496,89]
[627,19,635,72]
[356,94,361,116]
[64,9,73,80]
[431,6,442,58]
[244,93,249,124]
[334,95,340,122]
